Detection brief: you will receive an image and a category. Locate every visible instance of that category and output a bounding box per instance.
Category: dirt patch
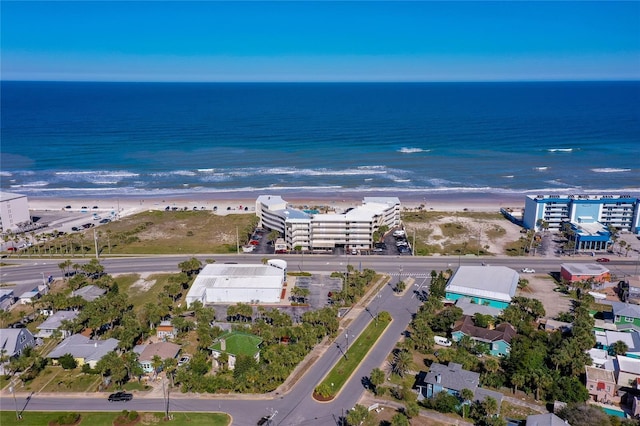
[127,273,157,292]
[518,275,571,318]
[403,211,523,256]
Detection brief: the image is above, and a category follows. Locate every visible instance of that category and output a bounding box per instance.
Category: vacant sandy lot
[517,274,572,318]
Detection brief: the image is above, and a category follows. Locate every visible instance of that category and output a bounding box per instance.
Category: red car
[596,258,610,263]
[249,240,260,245]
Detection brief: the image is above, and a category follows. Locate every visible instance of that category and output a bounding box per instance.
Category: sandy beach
[26,191,526,219]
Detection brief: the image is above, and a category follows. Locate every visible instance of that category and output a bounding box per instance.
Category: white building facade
[0,192,30,232]
[255,195,401,251]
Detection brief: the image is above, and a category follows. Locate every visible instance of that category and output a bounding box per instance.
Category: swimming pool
[602,406,626,418]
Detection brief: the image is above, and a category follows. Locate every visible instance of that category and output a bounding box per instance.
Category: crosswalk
[387,273,430,279]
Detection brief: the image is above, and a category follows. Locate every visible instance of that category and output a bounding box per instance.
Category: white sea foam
[0,171,12,177]
[591,168,631,173]
[10,181,49,187]
[547,148,574,153]
[55,170,140,178]
[228,166,391,177]
[398,147,429,154]
[197,168,216,173]
[503,175,515,178]
[392,179,411,183]
[534,167,549,171]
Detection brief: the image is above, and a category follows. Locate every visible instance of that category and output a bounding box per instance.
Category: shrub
[56,412,80,425]
[128,410,138,421]
[59,353,78,370]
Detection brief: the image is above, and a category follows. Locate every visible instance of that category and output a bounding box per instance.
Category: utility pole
[236,226,240,255]
[93,229,99,259]
[9,383,21,420]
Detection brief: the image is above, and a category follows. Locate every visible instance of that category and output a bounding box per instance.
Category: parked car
[434,336,452,347]
[596,258,610,263]
[99,218,111,224]
[108,392,133,402]
[178,355,191,367]
[521,268,535,273]
[71,227,80,232]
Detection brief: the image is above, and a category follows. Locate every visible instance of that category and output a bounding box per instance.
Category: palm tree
[460,388,475,418]
[612,340,629,356]
[392,349,412,377]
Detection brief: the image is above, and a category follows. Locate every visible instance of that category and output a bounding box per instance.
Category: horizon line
[2,78,640,84]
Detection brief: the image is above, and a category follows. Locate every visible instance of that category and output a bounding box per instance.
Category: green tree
[346,404,374,426]
[390,413,410,426]
[460,388,475,418]
[392,349,412,377]
[369,367,385,394]
[612,340,629,356]
[404,400,420,418]
[59,353,77,370]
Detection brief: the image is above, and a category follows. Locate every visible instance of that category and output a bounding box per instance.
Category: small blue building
[451,315,517,357]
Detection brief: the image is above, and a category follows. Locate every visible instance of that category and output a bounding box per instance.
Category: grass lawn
[500,401,545,420]
[317,314,391,399]
[0,411,230,426]
[26,366,102,393]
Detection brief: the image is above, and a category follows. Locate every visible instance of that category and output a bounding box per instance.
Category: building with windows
[523,194,640,234]
[445,266,519,310]
[0,191,30,233]
[255,195,401,252]
[451,315,517,357]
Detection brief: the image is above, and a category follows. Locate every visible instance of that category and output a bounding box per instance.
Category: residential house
[454,298,502,318]
[541,319,573,334]
[0,328,35,358]
[36,310,78,339]
[72,285,106,302]
[156,320,176,340]
[526,413,572,426]
[133,342,181,374]
[210,331,262,370]
[632,395,640,419]
[0,289,15,311]
[610,302,640,332]
[19,289,40,305]
[585,365,617,403]
[595,329,640,358]
[614,355,640,392]
[414,362,503,408]
[451,315,517,357]
[46,334,119,368]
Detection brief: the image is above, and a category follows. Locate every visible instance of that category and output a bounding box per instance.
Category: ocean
[1,81,639,200]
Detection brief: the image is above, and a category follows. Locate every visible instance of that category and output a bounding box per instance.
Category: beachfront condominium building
[255,195,401,252]
[0,191,30,233]
[523,194,640,234]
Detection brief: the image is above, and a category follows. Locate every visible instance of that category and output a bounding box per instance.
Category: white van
[434,336,452,347]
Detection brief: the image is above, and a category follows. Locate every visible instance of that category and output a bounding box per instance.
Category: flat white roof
[0,191,27,202]
[561,263,609,276]
[363,197,400,205]
[256,195,286,208]
[447,266,519,303]
[189,263,285,296]
[617,355,640,375]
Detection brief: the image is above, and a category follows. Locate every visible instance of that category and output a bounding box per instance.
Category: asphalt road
[1,254,639,425]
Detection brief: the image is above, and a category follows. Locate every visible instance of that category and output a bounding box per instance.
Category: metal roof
[561,263,609,276]
[446,266,519,303]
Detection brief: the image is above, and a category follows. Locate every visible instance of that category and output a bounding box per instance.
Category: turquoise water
[602,406,626,417]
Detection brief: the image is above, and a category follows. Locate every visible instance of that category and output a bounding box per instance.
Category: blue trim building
[523,194,640,234]
[445,266,519,310]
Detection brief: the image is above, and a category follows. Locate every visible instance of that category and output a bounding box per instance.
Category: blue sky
[2,1,639,82]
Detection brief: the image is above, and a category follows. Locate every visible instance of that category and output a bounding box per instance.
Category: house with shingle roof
[36,310,78,338]
[72,285,106,302]
[451,315,517,357]
[526,413,571,426]
[0,328,35,359]
[133,342,181,373]
[414,362,503,410]
[610,302,640,332]
[46,334,118,368]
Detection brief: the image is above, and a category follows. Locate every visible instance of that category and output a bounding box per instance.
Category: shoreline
[26,190,527,218]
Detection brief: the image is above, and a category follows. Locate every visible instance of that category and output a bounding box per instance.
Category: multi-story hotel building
[0,191,30,233]
[255,195,401,252]
[523,194,640,234]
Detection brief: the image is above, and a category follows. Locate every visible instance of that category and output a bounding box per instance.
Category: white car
[521,268,535,273]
